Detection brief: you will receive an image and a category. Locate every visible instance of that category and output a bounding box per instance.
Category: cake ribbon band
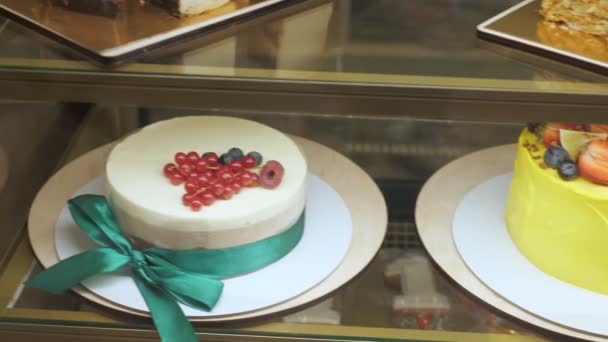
[25,194,305,342]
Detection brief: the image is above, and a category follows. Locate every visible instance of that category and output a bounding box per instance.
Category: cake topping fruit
[544,146,569,169]
[163,163,178,177]
[578,139,608,185]
[228,147,245,159]
[175,152,188,165]
[219,153,234,165]
[242,156,257,169]
[540,123,582,148]
[587,124,608,134]
[203,152,219,167]
[558,160,579,180]
[527,122,541,134]
[169,173,185,185]
[247,151,263,166]
[186,151,200,164]
[163,148,285,210]
[260,160,285,189]
[559,129,608,160]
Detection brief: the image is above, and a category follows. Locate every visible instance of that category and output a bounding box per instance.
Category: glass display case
[0,0,606,341]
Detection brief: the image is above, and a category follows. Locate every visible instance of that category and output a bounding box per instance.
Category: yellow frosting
[505,129,608,294]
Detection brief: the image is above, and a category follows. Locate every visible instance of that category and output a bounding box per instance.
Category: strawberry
[540,122,581,148]
[587,124,608,134]
[578,139,608,185]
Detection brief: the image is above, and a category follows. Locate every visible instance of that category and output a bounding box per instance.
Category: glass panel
[0,103,81,257]
[1,109,548,341]
[0,0,606,91]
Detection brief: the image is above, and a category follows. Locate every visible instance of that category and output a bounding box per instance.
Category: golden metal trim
[0,57,607,93]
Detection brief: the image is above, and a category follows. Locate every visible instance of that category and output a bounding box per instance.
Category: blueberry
[247,151,263,166]
[558,160,578,180]
[220,153,234,165]
[527,122,541,133]
[228,147,244,159]
[544,146,569,169]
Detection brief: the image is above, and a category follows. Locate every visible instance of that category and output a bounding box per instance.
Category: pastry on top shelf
[541,0,608,37]
[537,20,608,61]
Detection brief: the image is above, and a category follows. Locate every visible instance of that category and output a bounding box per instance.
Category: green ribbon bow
[26,194,305,342]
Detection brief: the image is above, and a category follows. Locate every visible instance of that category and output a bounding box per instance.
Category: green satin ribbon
[26,194,305,342]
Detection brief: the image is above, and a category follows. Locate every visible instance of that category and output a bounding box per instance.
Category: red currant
[229,160,244,173]
[185,181,199,194]
[195,159,209,172]
[216,168,233,181]
[199,191,215,206]
[178,163,193,176]
[186,151,199,164]
[175,152,187,165]
[210,183,225,197]
[238,172,253,186]
[163,163,178,177]
[242,156,256,169]
[196,175,210,187]
[182,193,197,206]
[221,186,234,200]
[232,182,242,194]
[190,199,203,211]
[202,169,215,178]
[204,153,220,167]
[249,173,260,187]
[169,173,185,185]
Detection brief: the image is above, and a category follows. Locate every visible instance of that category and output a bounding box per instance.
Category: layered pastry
[105,116,307,250]
[537,20,608,61]
[541,0,608,37]
[505,122,608,294]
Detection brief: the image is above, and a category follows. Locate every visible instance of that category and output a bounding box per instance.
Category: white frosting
[106,116,307,248]
[178,0,229,15]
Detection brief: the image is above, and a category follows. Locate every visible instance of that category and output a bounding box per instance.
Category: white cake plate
[28,136,387,322]
[416,144,608,341]
[55,174,351,317]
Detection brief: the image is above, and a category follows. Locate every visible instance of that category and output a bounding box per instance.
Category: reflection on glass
[0,145,7,194]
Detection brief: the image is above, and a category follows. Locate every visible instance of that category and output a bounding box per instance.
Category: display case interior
[0,106,547,341]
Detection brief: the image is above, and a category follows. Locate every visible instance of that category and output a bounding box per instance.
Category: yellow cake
[505,128,608,294]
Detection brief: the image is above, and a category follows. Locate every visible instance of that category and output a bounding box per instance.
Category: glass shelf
[0,0,606,122]
[0,108,552,341]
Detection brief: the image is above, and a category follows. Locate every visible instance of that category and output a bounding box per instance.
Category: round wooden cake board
[28,136,387,322]
[416,144,608,341]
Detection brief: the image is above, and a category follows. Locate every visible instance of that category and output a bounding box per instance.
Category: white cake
[105,116,307,249]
